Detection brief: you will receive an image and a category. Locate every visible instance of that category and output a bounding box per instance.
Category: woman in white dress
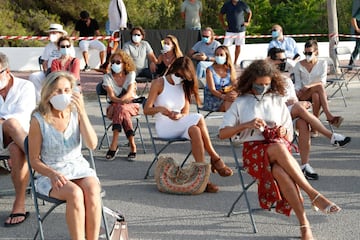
[144,56,233,193]
[28,71,101,240]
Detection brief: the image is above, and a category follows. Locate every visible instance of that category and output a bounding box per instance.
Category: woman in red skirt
[219,59,341,240]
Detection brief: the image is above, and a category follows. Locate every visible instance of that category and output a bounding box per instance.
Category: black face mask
[278,62,286,72]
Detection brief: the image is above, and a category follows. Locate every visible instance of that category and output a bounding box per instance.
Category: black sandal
[127,152,136,161]
[105,147,119,161]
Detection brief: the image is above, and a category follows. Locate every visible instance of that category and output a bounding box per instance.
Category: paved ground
[0,70,359,239]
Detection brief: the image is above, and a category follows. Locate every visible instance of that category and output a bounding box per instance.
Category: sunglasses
[111,60,122,64]
[174,73,183,78]
[278,58,287,62]
[133,34,141,37]
[303,51,313,56]
[60,45,71,48]
[202,35,210,38]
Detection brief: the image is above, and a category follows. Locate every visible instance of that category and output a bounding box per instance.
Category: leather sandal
[327,116,344,128]
[204,182,219,193]
[127,152,136,161]
[210,157,233,177]
[105,147,119,161]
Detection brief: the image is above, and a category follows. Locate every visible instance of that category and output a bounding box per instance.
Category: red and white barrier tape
[1,33,360,41]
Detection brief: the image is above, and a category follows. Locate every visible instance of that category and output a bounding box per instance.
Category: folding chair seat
[24,137,110,240]
[226,138,258,233]
[334,46,360,86]
[96,82,145,153]
[142,99,192,179]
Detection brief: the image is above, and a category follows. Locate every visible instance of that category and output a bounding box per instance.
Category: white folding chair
[24,137,110,240]
[96,82,146,153]
[142,99,192,179]
[226,138,258,233]
[334,46,360,86]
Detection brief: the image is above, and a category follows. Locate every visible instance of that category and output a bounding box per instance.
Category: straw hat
[46,23,67,35]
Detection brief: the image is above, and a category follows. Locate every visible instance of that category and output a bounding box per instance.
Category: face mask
[111,63,123,73]
[60,47,72,56]
[132,35,142,43]
[161,44,172,53]
[271,30,279,39]
[306,54,314,62]
[278,62,286,72]
[49,34,58,43]
[215,56,226,65]
[171,74,183,85]
[252,83,271,95]
[202,37,210,44]
[50,93,72,111]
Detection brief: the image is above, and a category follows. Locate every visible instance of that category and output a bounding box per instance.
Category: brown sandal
[204,182,219,193]
[327,116,344,128]
[210,157,233,177]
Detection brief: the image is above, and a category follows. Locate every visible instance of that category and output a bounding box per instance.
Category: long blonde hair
[165,35,183,58]
[33,71,77,123]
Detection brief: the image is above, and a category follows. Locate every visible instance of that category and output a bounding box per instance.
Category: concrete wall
[0,41,356,71]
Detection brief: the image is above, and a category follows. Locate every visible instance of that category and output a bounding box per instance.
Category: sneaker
[331,133,351,147]
[302,164,319,180]
[82,64,91,72]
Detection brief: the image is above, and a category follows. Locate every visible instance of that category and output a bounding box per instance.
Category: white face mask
[215,56,226,65]
[50,94,72,111]
[306,54,314,62]
[111,63,123,73]
[49,33,59,43]
[60,47,72,56]
[171,74,183,85]
[132,35,142,43]
[161,44,172,53]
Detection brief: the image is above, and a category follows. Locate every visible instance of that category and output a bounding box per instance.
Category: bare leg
[311,92,321,118]
[100,51,106,65]
[110,130,119,151]
[83,51,89,66]
[51,181,86,240]
[188,125,205,162]
[296,119,311,165]
[234,45,241,65]
[272,164,313,240]
[74,177,101,240]
[128,135,137,153]
[196,117,219,159]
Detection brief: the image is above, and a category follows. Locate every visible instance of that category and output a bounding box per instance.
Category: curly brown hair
[236,59,286,96]
[109,49,136,74]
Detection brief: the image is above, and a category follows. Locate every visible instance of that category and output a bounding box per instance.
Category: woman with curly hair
[102,50,140,161]
[219,60,341,240]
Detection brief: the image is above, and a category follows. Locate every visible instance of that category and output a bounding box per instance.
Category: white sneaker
[330,133,351,147]
[301,163,319,180]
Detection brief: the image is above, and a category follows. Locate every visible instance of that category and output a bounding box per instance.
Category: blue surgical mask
[252,83,271,95]
[271,30,279,39]
[202,37,210,44]
[111,63,123,73]
[215,56,226,65]
[60,47,71,56]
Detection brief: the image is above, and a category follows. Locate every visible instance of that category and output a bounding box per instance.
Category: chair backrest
[335,46,352,56]
[240,60,253,69]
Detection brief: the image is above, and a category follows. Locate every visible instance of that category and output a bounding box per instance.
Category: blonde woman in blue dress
[144,56,233,193]
[28,71,101,240]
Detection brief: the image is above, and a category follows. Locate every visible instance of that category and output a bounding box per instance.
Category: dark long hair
[236,59,286,96]
[167,56,201,105]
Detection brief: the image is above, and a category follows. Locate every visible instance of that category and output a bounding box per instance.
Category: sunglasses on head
[60,45,71,48]
[111,60,122,64]
[303,51,313,56]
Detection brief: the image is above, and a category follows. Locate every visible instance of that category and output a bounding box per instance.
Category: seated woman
[152,35,183,77]
[219,60,341,240]
[293,39,343,128]
[51,36,81,85]
[203,45,237,112]
[144,56,233,193]
[103,50,140,161]
[28,71,101,240]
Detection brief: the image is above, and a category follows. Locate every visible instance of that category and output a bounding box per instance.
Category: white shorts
[79,40,106,52]
[0,125,10,156]
[223,32,246,46]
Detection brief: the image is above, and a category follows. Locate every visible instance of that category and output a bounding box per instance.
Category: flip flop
[4,211,30,227]
[105,147,119,161]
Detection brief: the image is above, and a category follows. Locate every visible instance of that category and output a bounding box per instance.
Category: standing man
[72,10,106,71]
[219,0,252,65]
[0,52,36,227]
[350,5,360,65]
[181,0,202,30]
[187,27,221,88]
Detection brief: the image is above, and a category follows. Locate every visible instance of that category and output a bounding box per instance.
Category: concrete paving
[0,70,359,239]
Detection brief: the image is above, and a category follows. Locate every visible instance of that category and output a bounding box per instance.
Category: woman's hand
[225,90,238,102]
[276,126,288,138]
[71,92,85,114]
[249,118,266,130]
[50,173,68,191]
[168,111,182,120]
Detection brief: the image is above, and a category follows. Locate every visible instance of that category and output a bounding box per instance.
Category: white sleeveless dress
[154,76,202,139]
[33,111,98,196]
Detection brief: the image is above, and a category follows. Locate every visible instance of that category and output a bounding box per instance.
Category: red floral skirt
[242,140,300,216]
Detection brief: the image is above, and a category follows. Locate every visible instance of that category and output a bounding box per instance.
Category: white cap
[46,23,67,35]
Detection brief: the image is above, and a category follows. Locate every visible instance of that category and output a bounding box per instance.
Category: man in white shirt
[0,52,36,227]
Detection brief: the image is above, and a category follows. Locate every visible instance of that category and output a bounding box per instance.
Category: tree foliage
[0,0,355,46]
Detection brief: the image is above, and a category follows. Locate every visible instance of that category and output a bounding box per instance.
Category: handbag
[154,156,210,195]
[100,206,129,240]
